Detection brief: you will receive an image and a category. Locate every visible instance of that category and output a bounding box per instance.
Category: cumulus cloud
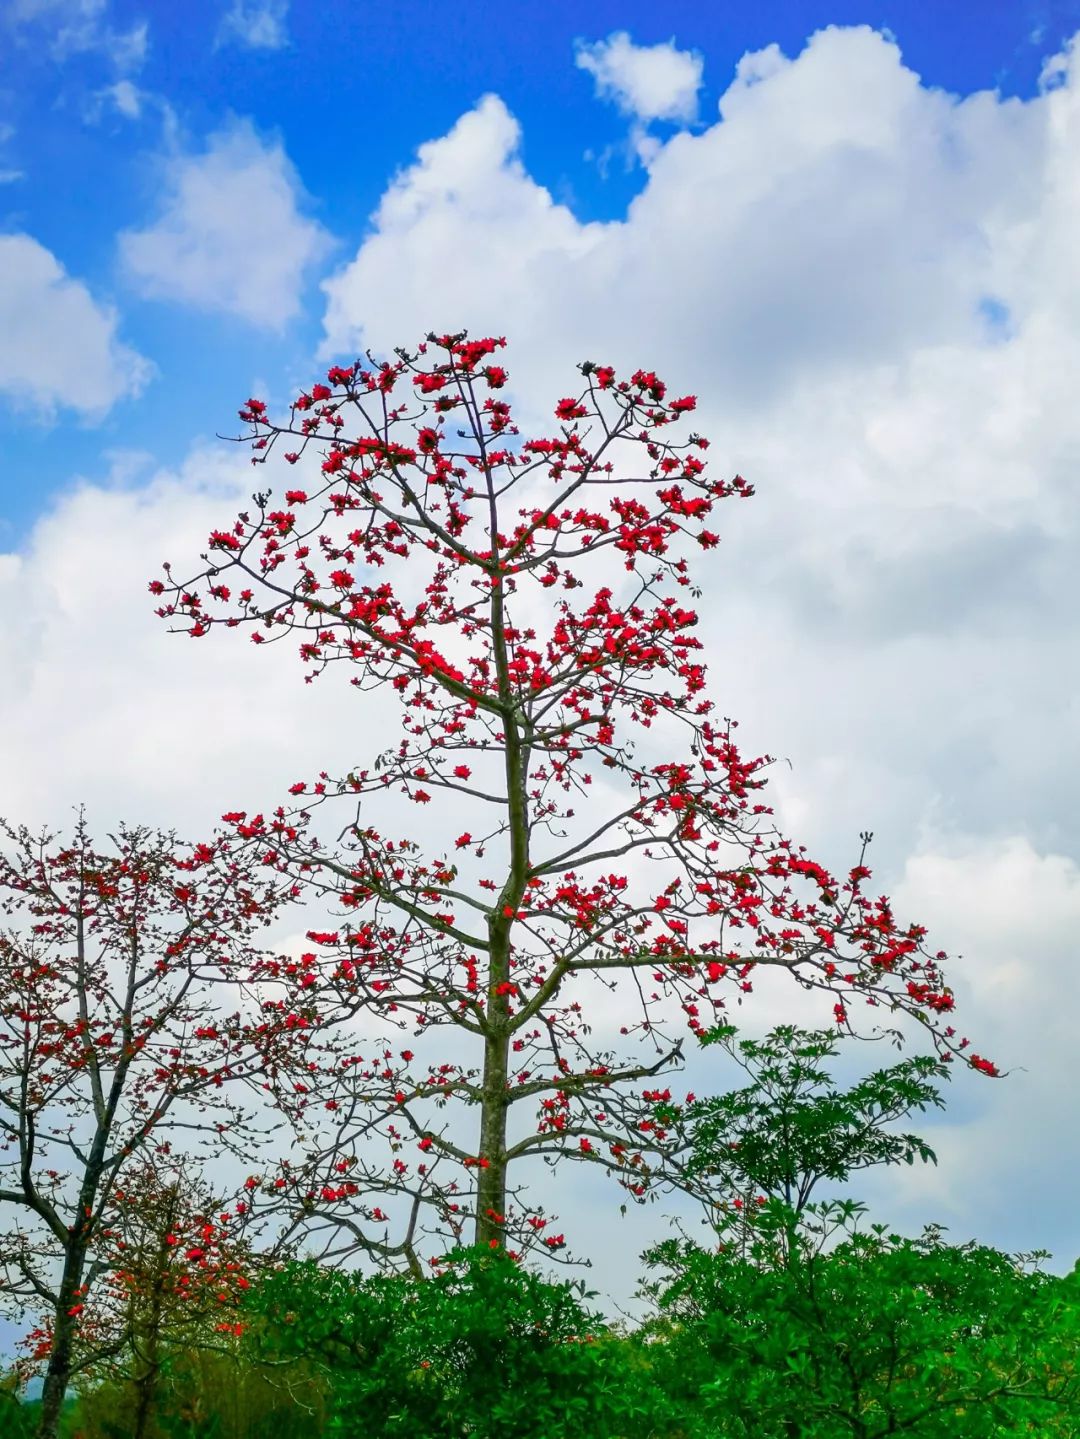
[845,836,1080,1259]
[321,94,605,363]
[575,30,703,123]
[215,0,289,51]
[0,445,353,837]
[119,117,332,329]
[318,23,1079,682]
[575,30,703,165]
[0,233,152,418]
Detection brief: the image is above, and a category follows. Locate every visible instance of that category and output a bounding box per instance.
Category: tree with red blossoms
[0,814,296,1439]
[65,1154,259,1439]
[151,332,998,1277]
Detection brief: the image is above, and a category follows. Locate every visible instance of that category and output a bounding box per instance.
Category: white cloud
[321,94,605,362]
[119,117,332,329]
[5,0,147,72]
[849,836,1080,1258]
[0,233,152,417]
[0,120,20,182]
[215,0,289,51]
[98,77,141,117]
[0,447,338,836]
[575,30,703,122]
[83,78,177,137]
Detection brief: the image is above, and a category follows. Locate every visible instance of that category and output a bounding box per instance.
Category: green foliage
[0,1390,39,1439]
[673,1021,950,1221]
[21,1021,1080,1438]
[247,1246,677,1438]
[641,1199,1080,1437]
[637,1021,1080,1437]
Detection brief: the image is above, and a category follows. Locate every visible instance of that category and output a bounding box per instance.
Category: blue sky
[3,0,1080,1353]
[3,0,1079,540]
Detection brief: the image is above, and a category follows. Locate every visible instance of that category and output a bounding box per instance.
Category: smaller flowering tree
[63,1155,260,1439]
[0,814,298,1439]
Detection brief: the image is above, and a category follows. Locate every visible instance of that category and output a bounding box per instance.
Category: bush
[247,1246,680,1438]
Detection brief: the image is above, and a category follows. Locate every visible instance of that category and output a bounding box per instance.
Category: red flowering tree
[66,1155,259,1439]
[151,332,997,1277]
[0,815,296,1439]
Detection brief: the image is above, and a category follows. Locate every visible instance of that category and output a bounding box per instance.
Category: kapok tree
[68,1155,260,1439]
[151,332,997,1275]
[0,815,297,1439]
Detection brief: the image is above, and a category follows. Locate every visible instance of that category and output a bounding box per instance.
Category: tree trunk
[130,1321,163,1439]
[37,1248,87,1439]
[475,1024,510,1246]
[131,1188,174,1439]
[131,1363,160,1439]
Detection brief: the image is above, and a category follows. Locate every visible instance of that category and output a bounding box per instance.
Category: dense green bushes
[245,1248,675,1439]
[14,1234,1072,1439]
[639,1207,1080,1438]
[4,1023,1077,1437]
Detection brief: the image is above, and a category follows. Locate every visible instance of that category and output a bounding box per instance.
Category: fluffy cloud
[319,29,1080,813]
[321,94,606,365]
[322,25,1071,394]
[120,118,332,329]
[0,233,152,417]
[0,445,360,839]
[846,836,1080,1257]
[575,30,704,122]
[215,0,289,51]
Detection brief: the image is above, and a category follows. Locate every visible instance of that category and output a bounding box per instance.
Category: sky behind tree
[2,0,1079,1355]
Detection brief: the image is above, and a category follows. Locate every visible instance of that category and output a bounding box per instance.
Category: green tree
[638,1023,1080,1437]
[643,1206,1079,1437]
[660,1020,951,1266]
[0,1372,39,1439]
